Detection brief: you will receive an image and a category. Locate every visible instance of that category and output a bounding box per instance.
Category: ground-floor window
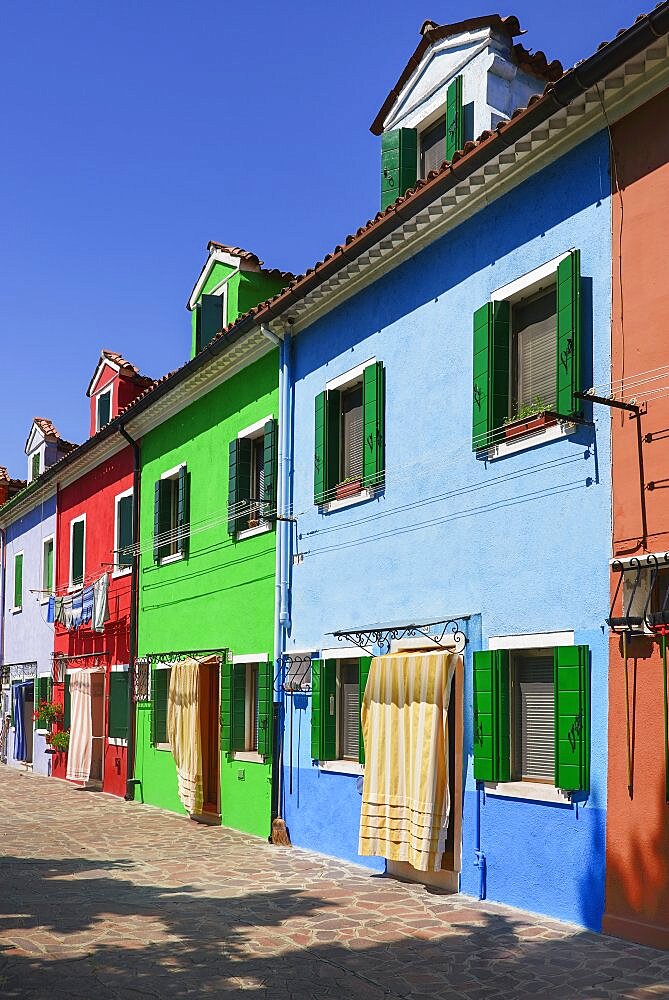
[311,657,372,766]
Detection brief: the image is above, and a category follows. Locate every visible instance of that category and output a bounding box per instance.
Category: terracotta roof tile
[32,417,77,451]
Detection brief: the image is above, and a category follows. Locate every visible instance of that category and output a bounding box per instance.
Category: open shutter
[63,675,71,730]
[556,250,582,416]
[472,301,510,450]
[473,650,510,781]
[231,663,246,752]
[14,554,23,609]
[31,452,40,481]
[311,659,337,761]
[263,419,278,519]
[151,668,169,746]
[44,538,54,591]
[314,391,340,505]
[257,660,274,758]
[176,465,189,557]
[381,128,418,211]
[362,363,385,490]
[311,658,323,761]
[153,480,171,562]
[117,494,133,568]
[446,75,464,161]
[554,645,590,792]
[220,659,233,751]
[108,672,129,739]
[228,438,252,535]
[196,293,224,352]
[358,656,372,765]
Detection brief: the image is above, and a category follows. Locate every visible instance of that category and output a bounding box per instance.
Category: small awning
[327,616,469,655]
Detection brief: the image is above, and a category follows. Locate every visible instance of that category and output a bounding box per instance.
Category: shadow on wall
[1,853,668,997]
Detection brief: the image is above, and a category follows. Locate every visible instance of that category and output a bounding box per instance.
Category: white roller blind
[514,654,555,781]
[514,290,557,410]
[340,662,360,760]
[341,385,363,480]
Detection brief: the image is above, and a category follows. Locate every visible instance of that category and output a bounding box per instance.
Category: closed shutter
[97,390,111,429]
[554,645,590,791]
[196,293,224,352]
[220,659,233,751]
[313,390,340,505]
[108,672,129,739]
[381,128,418,211]
[36,676,52,726]
[31,452,40,481]
[228,438,252,535]
[472,301,510,450]
[231,663,246,752]
[556,250,582,415]
[117,494,134,568]
[514,291,557,411]
[256,660,273,758]
[473,649,510,782]
[358,656,372,765]
[446,75,464,161]
[14,554,23,609]
[64,675,71,730]
[151,668,169,745]
[176,466,189,557]
[263,419,278,518]
[153,480,171,562]
[514,654,554,781]
[362,362,385,490]
[311,659,337,761]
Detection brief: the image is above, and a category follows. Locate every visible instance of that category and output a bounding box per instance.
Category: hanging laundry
[71,590,84,630]
[66,670,93,783]
[62,595,74,629]
[47,596,55,624]
[54,596,65,625]
[81,586,94,625]
[92,573,109,633]
[167,658,203,816]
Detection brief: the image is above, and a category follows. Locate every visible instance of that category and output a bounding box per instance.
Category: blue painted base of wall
[282,763,384,873]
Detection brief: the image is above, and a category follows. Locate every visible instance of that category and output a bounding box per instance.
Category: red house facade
[52,352,152,797]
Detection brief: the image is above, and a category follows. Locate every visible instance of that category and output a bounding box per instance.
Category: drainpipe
[474,784,487,900]
[118,424,141,801]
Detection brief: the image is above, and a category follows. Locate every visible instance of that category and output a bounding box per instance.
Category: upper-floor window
[13,553,23,611]
[42,536,54,594]
[420,115,447,177]
[96,388,112,431]
[115,489,134,573]
[511,288,558,417]
[227,419,277,538]
[153,465,189,564]
[30,452,41,482]
[70,515,86,588]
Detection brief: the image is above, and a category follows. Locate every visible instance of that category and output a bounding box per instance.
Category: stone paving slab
[0,768,667,999]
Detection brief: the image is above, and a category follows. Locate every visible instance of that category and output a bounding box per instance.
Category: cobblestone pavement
[0,768,668,999]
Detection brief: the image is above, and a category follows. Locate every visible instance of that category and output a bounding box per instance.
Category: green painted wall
[190,265,288,358]
[135,347,279,838]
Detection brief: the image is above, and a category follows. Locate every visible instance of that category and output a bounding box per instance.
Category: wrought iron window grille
[282,654,313,692]
[327,617,469,656]
[0,661,37,692]
[608,554,669,634]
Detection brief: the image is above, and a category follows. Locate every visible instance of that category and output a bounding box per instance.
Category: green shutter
[44,538,54,592]
[196,293,224,352]
[314,390,340,505]
[13,553,23,609]
[257,660,274,758]
[556,250,582,416]
[358,656,372,765]
[231,663,246,752]
[220,659,233,751]
[71,520,85,585]
[151,668,169,746]
[263,419,278,518]
[554,645,590,792]
[31,452,40,481]
[314,392,327,505]
[362,362,385,490]
[108,671,129,739]
[472,301,510,450]
[446,75,464,161]
[176,465,190,557]
[153,480,171,562]
[36,676,52,727]
[473,649,510,782]
[311,659,336,761]
[117,494,133,568]
[98,390,111,429]
[228,438,252,535]
[63,675,71,730]
[381,128,417,211]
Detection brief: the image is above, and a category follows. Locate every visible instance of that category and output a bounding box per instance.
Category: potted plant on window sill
[33,700,63,732]
[503,397,554,441]
[335,478,363,501]
[45,729,70,755]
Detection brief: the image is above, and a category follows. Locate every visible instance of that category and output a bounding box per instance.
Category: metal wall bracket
[328,617,469,656]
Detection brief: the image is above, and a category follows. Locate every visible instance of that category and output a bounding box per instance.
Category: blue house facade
[279,116,612,929]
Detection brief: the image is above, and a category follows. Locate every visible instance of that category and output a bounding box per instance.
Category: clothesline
[46,573,110,634]
[28,562,119,597]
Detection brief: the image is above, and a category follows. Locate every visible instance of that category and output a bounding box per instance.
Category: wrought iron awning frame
[51,650,109,681]
[328,617,470,656]
[137,648,230,666]
[1,661,38,689]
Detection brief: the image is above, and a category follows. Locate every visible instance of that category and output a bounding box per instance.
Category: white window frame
[336,659,361,765]
[69,514,86,591]
[231,653,267,764]
[321,358,377,512]
[11,550,24,613]
[153,661,172,750]
[113,487,134,578]
[236,416,274,541]
[317,656,364,775]
[41,535,55,603]
[96,386,113,431]
[158,464,186,565]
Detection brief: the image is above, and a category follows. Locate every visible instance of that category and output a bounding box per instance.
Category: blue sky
[0,1,646,476]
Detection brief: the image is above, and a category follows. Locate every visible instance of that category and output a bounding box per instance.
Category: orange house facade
[604,88,669,949]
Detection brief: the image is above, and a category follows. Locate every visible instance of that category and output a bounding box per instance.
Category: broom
[271,696,291,847]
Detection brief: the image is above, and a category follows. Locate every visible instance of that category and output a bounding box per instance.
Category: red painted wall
[52,444,134,798]
[605,88,669,949]
[88,363,147,437]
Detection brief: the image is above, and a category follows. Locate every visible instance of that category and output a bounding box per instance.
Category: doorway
[198,662,220,818]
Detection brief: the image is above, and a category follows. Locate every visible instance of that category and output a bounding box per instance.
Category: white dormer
[371,15,561,209]
[25,418,75,482]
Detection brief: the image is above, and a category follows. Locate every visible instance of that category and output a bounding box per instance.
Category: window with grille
[420,116,446,178]
[511,289,557,415]
[338,661,360,761]
[511,652,555,783]
[340,384,363,482]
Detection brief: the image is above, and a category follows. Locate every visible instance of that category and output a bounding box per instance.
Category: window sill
[107,737,128,747]
[318,760,364,776]
[112,568,132,580]
[236,523,273,541]
[155,742,171,751]
[10,606,22,615]
[484,780,572,805]
[159,552,185,567]
[232,750,265,764]
[320,489,374,513]
[479,419,577,461]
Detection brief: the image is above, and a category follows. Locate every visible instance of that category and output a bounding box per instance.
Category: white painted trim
[488,631,574,651]
[89,357,121,397]
[155,742,171,751]
[95,387,113,432]
[154,662,172,671]
[318,760,364,776]
[233,750,265,764]
[232,653,269,664]
[236,523,272,541]
[325,358,376,392]
[113,487,134,578]
[391,636,457,652]
[284,649,318,658]
[322,489,374,513]
[40,535,55,603]
[320,646,364,660]
[188,249,246,310]
[611,551,669,568]
[68,514,86,590]
[160,463,185,481]
[484,780,572,806]
[159,552,184,567]
[107,737,128,747]
[486,420,578,460]
[110,663,129,672]
[237,415,273,440]
[491,251,572,303]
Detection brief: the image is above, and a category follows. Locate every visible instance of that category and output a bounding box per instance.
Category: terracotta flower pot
[503,412,553,441]
[335,479,362,501]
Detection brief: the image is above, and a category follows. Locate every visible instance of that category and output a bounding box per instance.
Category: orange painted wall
[605,87,669,949]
